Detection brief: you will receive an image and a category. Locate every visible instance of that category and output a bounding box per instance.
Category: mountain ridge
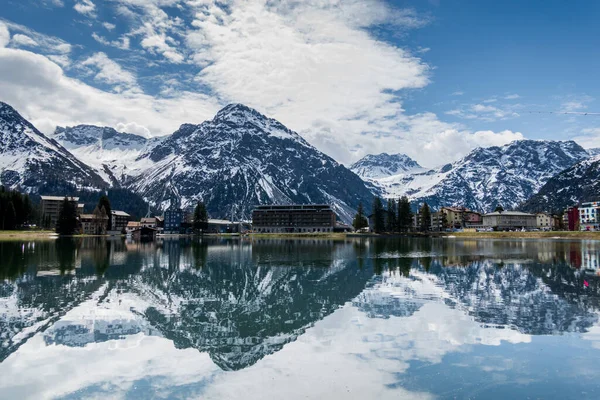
[0,101,108,192]
[361,139,589,212]
[350,153,423,179]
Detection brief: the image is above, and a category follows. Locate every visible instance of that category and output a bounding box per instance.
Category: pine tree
[98,195,112,230]
[397,196,413,232]
[372,197,385,233]
[5,201,16,230]
[386,199,397,232]
[352,201,368,230]
[193,201,209,232]
[419,202,431,232]
[494,205,504,212]
[56,197,79,235]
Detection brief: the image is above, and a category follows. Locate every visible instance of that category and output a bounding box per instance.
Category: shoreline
[1,230,599,241]
[437,231,600,239]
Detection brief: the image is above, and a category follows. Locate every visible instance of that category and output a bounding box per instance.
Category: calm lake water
[1,237,600,399]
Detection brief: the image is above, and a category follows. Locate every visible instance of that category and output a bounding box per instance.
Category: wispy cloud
[559,94,594,112]
[11,34,38,47]
[80,52,138,91]
[74,0,97,17]
[102,22,116,31]
[92,32,130,50]
[446,102,521,121]
[0,18,72,56]
[573,127,600,149]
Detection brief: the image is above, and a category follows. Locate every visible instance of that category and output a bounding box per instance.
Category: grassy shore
[440,231,600,239]
[0,230,57,240]
[248,232,348,239]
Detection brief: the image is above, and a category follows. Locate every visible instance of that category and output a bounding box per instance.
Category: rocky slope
[365,140,588,212]
[521,154,600,212]
[51,125,162,186]
[0,102,107,192]
[124,104,373,222]
[350,153,423,179]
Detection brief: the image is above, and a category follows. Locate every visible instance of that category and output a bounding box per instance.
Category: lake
[1,237,600,399]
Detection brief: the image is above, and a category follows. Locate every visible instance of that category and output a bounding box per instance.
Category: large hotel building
[252,204,336,233]
[40,196,83,227]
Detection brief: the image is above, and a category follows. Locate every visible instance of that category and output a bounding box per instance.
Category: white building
[536,213,553,230]
[579,201,600,231]
[482,211,537,231]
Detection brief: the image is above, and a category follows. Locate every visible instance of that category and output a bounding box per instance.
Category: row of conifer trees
[353,196,432,233]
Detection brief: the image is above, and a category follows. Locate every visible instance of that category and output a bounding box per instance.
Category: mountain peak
[350,153,422,179]
[214,103,264,122]
[0,101,23,120]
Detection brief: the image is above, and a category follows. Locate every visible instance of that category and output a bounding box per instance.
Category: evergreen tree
[494,205,504,212]
[56,197,79,235]
[0,187,33,230]
[4,202,16,230]
[372,197,385,233]
[419,202,431,232]
[397,196,413,232]
[98,195,112,230]
[352,201,368,231]
[193,201,209,232]
[386,199,397,232]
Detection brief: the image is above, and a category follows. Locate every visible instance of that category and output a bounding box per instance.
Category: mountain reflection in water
[1,237,600,399]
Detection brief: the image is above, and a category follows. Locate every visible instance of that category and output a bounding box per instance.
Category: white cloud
[0,46,220,138]
[116,121,151,137]
[92,32,130,50]
[74,0,97,17]
[504,94,520,100]
[451,91,464,96]
[111,0,186,63]
[573,128,600,149]
[102,22,117,31]
[0,3,528,167]
[0,19,71,55]
[140,32,184,62]
[80,52,137,89]
[446,102,520,122]
[560,94,595,112]
[0,22,9,48]
[10,34,38,47]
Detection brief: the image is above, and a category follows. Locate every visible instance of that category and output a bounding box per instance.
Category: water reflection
[0,238,600,398]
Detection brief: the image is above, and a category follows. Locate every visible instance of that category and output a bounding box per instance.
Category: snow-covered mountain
[51,125,163,186]
[587,148,600,158]
[365,140,588,212]
[350,153,423,179]
[522,154,600,212]
[1,102,372,222]
[0,102,107,192]
[125,104,373,222]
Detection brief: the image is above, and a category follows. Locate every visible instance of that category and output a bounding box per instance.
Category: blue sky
[0,0,598,167]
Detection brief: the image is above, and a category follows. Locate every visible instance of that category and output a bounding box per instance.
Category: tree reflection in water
[0,237,599,369]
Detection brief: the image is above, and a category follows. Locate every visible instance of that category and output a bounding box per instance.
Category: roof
[80,214,108,220]
[254,204,332,211]
[111,210,131,217]
[141,218,156,223]
[208,219,233,225]
[41,196,79,201]
[484,211,535,217]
